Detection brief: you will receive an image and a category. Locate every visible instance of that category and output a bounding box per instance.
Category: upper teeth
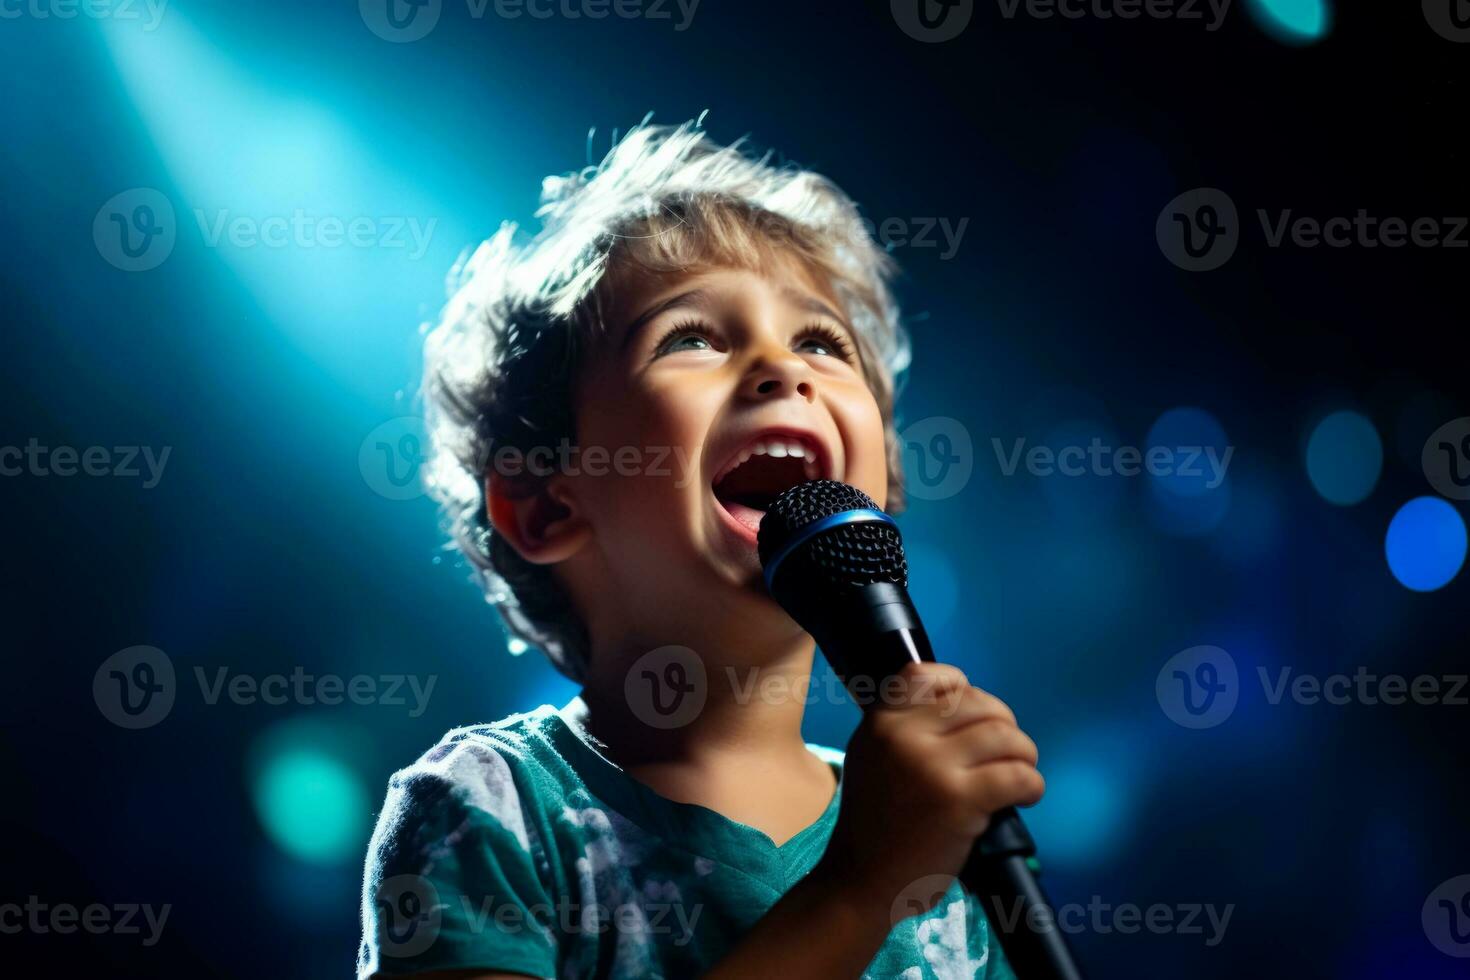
[715,437,820,484]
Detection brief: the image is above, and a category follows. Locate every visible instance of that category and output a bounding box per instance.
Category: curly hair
[421,116,912,683]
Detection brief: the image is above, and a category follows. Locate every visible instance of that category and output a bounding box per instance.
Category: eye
[794,322,856,362]
[651,320,719,359]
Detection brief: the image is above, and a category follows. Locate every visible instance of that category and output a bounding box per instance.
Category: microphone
[757,480,1084,980]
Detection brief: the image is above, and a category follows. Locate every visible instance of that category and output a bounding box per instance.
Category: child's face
[569,259,890,608]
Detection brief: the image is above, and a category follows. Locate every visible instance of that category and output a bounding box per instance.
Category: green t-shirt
[358,701,1015,979]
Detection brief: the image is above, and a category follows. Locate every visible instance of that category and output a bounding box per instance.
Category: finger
[872,662,969,713]
[898,661,969,696]
[945,717,1039,768]
[928,685,1017,733]
[964,760,1046,811]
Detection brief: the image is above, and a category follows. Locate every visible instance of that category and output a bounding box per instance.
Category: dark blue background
[3,1,1468,977]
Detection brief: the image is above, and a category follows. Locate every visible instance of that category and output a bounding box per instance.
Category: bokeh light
[1144,407,1233,535]
[1385,497,1467,592]
[1023,729,1144,869]
[1305,410,1382,506]
[1146,407,1230,498]
[1246,0,1333,45]
[250,725,371,865]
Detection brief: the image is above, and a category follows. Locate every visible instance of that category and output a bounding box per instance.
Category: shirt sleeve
[358,739,560,979]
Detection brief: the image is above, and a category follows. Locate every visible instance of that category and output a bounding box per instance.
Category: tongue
[721,498,765,533]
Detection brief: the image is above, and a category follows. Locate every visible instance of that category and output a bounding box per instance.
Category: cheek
[577,366,709,456]
[572,373,722,524]
[834,388,891,506]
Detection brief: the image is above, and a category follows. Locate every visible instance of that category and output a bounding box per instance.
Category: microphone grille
[758,480,907,591]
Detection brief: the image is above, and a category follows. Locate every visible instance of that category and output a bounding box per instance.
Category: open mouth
[711,432,824,538]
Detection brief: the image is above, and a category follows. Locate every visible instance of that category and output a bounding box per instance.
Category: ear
[484,471,591,566]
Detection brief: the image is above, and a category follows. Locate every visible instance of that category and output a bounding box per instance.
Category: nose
[740,349,817,404]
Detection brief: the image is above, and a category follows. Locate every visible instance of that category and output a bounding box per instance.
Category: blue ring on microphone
[763,508,897,593]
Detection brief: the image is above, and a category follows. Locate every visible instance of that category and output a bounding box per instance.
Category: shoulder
[370,705,567,854]
[359,708,567,978]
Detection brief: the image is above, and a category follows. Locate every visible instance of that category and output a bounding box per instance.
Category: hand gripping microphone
[757,480,1084,980]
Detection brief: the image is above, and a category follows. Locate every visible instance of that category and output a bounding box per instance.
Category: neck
[570,629,820,771]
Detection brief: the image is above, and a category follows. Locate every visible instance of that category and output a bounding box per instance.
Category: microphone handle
[810,585,1085,980]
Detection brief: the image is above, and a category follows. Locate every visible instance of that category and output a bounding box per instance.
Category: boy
[359,119,1044,979]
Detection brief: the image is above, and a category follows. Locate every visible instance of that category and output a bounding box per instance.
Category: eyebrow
[617,284,856,352]
[780,286,856,340]
[618,288,713,352]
